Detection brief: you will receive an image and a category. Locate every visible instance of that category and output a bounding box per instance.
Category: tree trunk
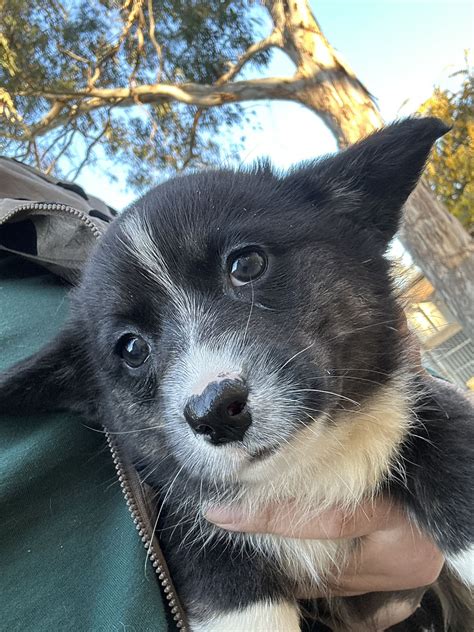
[267,0,474,337]
[402,182,474,335]
[266,0,384,145]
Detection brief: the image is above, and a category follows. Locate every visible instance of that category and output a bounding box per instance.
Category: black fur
[393,376,474,554]
[1,118,472,631]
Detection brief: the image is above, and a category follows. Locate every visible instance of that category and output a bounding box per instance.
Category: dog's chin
[174,432,284,486]
[248,444,280,462]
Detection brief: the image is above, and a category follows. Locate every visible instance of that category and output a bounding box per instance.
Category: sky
[76,0,473,211]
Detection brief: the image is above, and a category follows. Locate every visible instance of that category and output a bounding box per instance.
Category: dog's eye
[116,334,150,368]
[229,250,267,286]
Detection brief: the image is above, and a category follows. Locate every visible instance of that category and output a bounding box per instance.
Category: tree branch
[215,29,282,86]
[44,126,77,175]
[40,122,75,164]
[147,0,164,81]
[88,0,145,89]
[181,108,204,170]
[13,69,356,141]
[8,25,284,144]
[67,115,111,181]
[178,29,282,168]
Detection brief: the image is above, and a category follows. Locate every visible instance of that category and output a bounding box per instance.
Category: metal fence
[423,329,474,388]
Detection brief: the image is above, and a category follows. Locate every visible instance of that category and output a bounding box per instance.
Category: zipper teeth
[2,202,102,239]
[105,431,187,631]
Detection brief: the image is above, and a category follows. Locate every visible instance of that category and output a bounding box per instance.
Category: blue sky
[77,0,473,210]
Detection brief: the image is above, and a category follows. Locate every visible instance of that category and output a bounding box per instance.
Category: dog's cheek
[103,393,171,471]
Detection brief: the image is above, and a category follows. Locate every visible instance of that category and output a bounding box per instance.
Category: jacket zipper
[2,201,187,630]
[105,432,188,631]
[0,202,102,239]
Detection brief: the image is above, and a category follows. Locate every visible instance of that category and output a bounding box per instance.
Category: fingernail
[204,506,245,528]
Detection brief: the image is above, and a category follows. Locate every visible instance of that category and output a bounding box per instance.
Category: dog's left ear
[286,117,450,245]
[0,321,98,419]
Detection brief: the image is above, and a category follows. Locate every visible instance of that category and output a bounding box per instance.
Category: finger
[204,497,404,539]
[341,529,445,590]
[328,567,441,594]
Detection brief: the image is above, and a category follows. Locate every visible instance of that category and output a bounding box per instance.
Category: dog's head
[1,118,448,491]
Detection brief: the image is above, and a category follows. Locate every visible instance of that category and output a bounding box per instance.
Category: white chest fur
[235,378,412,586]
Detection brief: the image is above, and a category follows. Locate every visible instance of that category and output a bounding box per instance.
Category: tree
[420,64,474,235]
[261,1,474,339]
[0,0,270,186]
[1,0,473,336]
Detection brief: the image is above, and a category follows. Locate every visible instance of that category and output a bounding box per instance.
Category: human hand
[205,498,444,629]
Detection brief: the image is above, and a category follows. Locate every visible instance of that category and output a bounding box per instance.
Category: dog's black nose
[184,379,251,445]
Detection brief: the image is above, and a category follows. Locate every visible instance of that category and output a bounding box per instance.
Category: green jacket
[0,159,185,631]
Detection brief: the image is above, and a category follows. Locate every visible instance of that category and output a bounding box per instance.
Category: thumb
[204,498,402,539]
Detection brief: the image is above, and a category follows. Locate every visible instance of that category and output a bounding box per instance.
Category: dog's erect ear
[0,323,97,419]
[286,117,450,244]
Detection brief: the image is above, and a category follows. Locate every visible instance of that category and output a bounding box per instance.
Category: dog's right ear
[284,117,449,248]
[0,322,97,418]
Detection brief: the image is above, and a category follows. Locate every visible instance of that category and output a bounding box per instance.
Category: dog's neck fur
[241,374,412,588]
[224,371,412,513]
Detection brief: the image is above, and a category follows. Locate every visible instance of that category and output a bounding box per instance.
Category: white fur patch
[247,531,350,591]
[446,545,474,585]
[230,376,412,586]
[240,374,411,505]
[176,338,244,403]
[121,211,196,321]
[122,211,176,297]
[191,371,242,397]
[161,337,305,483]
[190,600,300,632]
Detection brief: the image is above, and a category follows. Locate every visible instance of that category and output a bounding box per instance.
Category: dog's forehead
[86,171,283,305]
[86,168,333,315]
[116,171,292,266]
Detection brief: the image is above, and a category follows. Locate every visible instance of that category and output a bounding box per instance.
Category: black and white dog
[1,118,473,630]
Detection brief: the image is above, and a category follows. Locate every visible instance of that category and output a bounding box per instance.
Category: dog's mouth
[248,444,280,462]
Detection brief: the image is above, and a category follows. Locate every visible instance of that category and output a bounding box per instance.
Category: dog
[1,117,473,631]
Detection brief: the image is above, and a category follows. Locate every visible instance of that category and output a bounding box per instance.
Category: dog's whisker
[101,425,165,435]
[274,342,315,374]
[288,388,360,407]
[242,279,255,346]
[325,319,399,342]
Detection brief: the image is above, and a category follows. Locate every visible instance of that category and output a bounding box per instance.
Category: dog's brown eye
[229,250,267,286]
[117,335,150,368]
